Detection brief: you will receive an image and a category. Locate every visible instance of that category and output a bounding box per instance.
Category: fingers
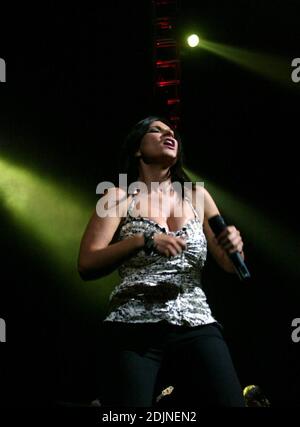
[216,226,244,254]
[165,245,178,257]
[155,234,187,257]
[165,238,186,257]
[226,238,244,254]
[175,236,187,250]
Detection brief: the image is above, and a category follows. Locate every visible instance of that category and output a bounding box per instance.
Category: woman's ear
[135,150,141,158]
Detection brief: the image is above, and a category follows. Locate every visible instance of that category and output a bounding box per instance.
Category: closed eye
[148,127,160,133]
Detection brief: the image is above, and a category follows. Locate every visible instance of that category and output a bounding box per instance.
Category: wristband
[143,230,157,255]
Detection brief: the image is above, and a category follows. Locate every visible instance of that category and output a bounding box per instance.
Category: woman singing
[78,116,246,407]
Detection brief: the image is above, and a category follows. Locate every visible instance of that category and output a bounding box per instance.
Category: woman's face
[135,121,178,165]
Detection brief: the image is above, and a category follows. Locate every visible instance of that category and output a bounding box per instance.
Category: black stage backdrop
[0,0,299,410]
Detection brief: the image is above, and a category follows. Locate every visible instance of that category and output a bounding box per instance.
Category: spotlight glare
[187,34,200,48]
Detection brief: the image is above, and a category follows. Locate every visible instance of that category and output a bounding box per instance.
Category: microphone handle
[208,214,251,281]
[229,251,251,281]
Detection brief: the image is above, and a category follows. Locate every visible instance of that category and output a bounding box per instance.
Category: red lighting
[154,0,180,126]
[156,80,180,87]
[167,98,180,105]
[156,60,178,68]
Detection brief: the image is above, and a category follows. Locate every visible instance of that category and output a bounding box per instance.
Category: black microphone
[208,214,251,281]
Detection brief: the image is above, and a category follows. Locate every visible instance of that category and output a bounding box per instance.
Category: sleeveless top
[103,190,216,327]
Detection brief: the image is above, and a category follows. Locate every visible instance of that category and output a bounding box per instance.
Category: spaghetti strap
[184,195,199,220]
[127,190,138,217]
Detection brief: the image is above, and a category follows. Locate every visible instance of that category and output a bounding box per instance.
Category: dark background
[0,0,299,408]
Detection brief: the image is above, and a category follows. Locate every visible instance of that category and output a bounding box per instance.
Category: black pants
[99,321,245,407]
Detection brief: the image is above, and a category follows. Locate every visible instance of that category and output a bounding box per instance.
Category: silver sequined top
[103,191,216,327]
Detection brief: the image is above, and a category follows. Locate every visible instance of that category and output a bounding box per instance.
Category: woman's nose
[163,129,174,137]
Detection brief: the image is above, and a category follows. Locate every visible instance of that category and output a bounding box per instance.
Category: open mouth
[163,138,176,149]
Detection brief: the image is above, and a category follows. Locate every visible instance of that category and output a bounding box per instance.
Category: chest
[129,191,197,232]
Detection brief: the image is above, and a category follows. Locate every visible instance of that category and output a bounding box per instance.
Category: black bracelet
[143,230,157,255]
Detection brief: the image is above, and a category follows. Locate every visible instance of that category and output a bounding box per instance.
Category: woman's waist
[110,277,203,302]
[119,264,202,280]
[113,282,182,301]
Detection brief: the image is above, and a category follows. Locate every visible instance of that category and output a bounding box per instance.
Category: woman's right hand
[153,233,187,257]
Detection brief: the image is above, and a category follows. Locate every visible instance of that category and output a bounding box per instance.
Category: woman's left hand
[215,226,244,254]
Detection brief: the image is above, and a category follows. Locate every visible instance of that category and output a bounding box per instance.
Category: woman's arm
[192,185,244,273]
[77,187,144,281]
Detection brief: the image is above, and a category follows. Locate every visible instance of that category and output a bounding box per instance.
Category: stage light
[187,34,200,48]
[243,385,271,407]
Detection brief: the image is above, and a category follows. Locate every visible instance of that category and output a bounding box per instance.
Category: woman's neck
[137,166,172,193]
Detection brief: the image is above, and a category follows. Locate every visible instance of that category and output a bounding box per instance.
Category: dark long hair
[118,116,195,195]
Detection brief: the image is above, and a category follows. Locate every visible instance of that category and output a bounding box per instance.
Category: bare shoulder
[80,187,131,252]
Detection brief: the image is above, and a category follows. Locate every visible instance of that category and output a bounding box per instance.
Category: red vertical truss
[152,0,181,128]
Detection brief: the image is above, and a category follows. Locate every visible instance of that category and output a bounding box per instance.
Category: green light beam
[200,39,293,87]
[0,154,119,307]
